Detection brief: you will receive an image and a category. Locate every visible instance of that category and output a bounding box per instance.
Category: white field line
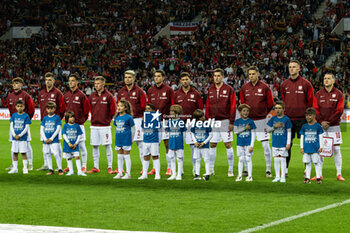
[237,198,350,233]
[0,224,168,233]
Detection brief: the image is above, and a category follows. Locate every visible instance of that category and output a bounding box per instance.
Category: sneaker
[272,177,280,182]
[87,168,100,174]
[304,178,311,184]
[242,171,248,176]
[122,173,131,179]
[176,175,182,180]
[228,170,234,177]
[280,177,286,183]
[193,174,201,180]
[107,168,114,174]
[113,173,122,179]
[165,168,172,176]
[5,165,13,171]
[235,176,242,182]
[168,175,176,180]
[58,169,64,176]
[337,175,345,181]
[266,171,272,178]
[23,168,28,174]
[155,174,161,180]
[138,174,148,180]
[63,167,70,173]
[148,168,156,175]
[81,167,87,173]
[203,175,210,181]
[317,178,322,184]
[28,165,33,171]
[8,168,18,174]
[245,176,253,182]
[46,170,54,175]
[54,168,59,172]
[66,171,74,176]
[36,165,48,171]
[77,171,87,176]
[311,176,323,181]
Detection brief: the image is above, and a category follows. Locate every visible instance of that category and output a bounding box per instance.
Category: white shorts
[133,118,143,142]
[272,147,288,157]
[115,146,132,151]
[193,147,209,160]
[63,152,79,159]
[254,119,270,141]
[237,145,252,157]
[161,120,169,140]
[303,153,321,164]
[42,143,61,156]
[90,126,112,146]
[185,130,195,144]
[11,141,28,153]
[210,119,233,143]
[143,142,159,157]
[168,149,184,159]
[79,125,86,141]
[323,126,342,145]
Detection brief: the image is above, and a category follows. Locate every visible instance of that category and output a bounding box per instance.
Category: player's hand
[68,143,74,148]
[301,148,304,154]
[275,122,283,128]
[228,124,234,131]
[45,139,52,144]
[318,148,323,153]
[321,121,330,130]
[194,142,199,147]
[286,144,291,150]
[248,147,253,153]
[200,142,205,148]
[73,144,77,149]
[14,135,20,140]
[246,124,251,130]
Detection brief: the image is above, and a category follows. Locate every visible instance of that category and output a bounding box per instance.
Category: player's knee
[210,143,217,148]
[144,155,151,161]
[224,142,232,149]
[153,155,159,160]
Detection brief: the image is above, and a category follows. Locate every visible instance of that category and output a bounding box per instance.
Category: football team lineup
[5,63,347,185]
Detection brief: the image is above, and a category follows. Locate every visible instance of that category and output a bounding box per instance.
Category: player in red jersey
[37,72,66,171]
[205,68,236,176]
[6,77,35,171]
[87,76,117,174]
[147,70,175,176]
[117,70,146,173]
[280,60,314,176]
[175,72,203,175]
[63,73,91,173]
[313,73,345,181]
[240,66,274,177]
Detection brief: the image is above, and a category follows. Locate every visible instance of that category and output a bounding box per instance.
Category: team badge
[332,94,336,98]
[223,90,227,94]
[51,94,55,98]
[190,94,194,98]
[258,89,262,93]
[163,92,166,96]
[298,86,302,90]
[75,96,79,100]
[19,98,23,100]
[103,97,106,100]
[132,92,136,96]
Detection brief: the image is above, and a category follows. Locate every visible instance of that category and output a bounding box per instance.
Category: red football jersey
[175,86,203,120]
[7,90,35,119]
[117,85,146,118]
[88,89,117,126]
[240,80,274,120]
[38,87,66,119]
[147,83,175,119]
[313,87,344,126]
[64,89,90,125]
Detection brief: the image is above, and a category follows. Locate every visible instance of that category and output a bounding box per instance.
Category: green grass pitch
[0,121,349,232]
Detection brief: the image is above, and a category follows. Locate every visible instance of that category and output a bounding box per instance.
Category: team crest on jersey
[103,97,106,100]
[19,98,23,100]
[298,86,303,90]
[75,96,79,100]
[132,92,136,96]
[223,90,227,94]
[162,92,166,96]
[332,94,336,98]
[258,89,262,93]
[190,94,194,98]
[51,94,55,98]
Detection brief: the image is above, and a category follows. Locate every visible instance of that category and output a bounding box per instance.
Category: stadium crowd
[0,0,350,108]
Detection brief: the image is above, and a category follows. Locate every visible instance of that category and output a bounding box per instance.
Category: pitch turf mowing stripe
[237,198,350,233]
[0,224,168,233]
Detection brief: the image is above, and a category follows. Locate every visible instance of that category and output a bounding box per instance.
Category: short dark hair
[155,70,165,77]
[16,100,25,106]
[46,101,56,109]
[65,111,75,123]
[170,104,183,116]
[69,72,80,81]
[305,107,316,115]
[145,103,156,111]
[238,104,250,112]
[45,72,54,79]
[180,72,191,79]
[193,109,204,121]
[213,68,224,76]
[12,77,24,84]
[275,100,285,109]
